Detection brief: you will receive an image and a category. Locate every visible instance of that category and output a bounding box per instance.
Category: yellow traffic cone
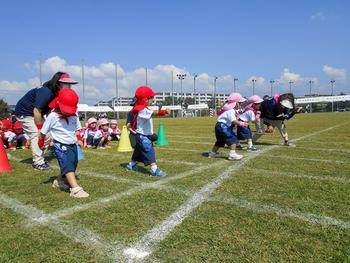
[117,126,133,152]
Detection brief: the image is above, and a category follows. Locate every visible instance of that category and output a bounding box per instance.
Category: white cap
[280,99,294,109]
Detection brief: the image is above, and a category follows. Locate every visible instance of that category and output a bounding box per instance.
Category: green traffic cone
[156,122,168,146]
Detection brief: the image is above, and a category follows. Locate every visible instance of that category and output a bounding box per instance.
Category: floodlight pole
[193,74,198,104]
[309,80,314,113]
[233,78,238,93]
[289,80,293,93]
[270,80,275,97]
[330,80,335,112]
[252,79,257,95]
[214,76,218,112]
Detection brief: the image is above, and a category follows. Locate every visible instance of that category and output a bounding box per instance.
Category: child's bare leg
[65,172,79,188]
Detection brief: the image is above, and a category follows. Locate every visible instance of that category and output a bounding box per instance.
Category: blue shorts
[16,134,27,147]
[53,141,78,177]
[237,125,252,140]
[131,134,156,166]
[214,122,238,147]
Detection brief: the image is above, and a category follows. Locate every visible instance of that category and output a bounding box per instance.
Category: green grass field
[1,112,350,262]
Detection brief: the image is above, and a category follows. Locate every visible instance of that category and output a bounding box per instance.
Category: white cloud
[280,68,301,82]
[310,12,326,21]
[322,65,347,80]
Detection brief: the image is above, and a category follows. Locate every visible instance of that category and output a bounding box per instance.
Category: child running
[126,86,170,177]
[39,88,89,198]
[237,95,263,151]
[208,92,247,161]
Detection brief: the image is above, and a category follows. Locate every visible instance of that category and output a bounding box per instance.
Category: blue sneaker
[150,167,167,177]
[236,144,244,150]
[247,146,259,152]
[126,163,138,171]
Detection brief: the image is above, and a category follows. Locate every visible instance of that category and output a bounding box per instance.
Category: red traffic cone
[0,139,12,173]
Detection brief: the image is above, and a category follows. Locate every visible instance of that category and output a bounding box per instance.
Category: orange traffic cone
[0,139,12,173]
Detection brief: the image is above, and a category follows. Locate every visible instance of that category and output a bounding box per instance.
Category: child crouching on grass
[236,95,263,151]
[126,86,170,177]
[39,88,89,198]
[208,92,247,161]
[93,118,111,149]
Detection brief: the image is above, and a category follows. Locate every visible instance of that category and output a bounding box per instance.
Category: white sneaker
[70,187,89,198]
[208,151,220,158]
[228,153,243,161]
[52,177,70,191]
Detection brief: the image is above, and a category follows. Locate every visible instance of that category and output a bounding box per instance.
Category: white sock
[151,164,158,172]
[129,161,136,166]
[248,140,253,148]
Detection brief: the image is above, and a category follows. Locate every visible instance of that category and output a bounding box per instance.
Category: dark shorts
[131,134,156,166]
[53,141,78,177]
[214,122,238,147]
[237,125,252,140]
[110,134,120,141]
[16,134,28,147]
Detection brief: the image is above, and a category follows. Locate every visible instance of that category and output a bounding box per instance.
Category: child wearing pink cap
[237,95,263,151]
[93,118,111,149]
[208,92,248,161]
[109,119,121,141]
[83,117,98,148]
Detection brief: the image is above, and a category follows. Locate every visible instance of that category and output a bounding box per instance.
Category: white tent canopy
[295,95,350,104]
[77,104,113,112]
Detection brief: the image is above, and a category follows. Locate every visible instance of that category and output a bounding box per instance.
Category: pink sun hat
[248,95,263,105]
[58,73,78,84]
[226,92,246,103]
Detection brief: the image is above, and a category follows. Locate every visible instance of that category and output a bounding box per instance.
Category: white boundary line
[291,146,350,154]
[0,192,118,259]
[123,121,350,261]
[84,150,203,166]
[245,167,350,183]
[23,160,227,227]
[263,155,350,164]
[209,195,350,229]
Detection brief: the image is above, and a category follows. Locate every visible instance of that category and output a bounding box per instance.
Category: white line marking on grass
[294,146,350,154]
[167,135,212,140]
[245,167,350,184]
[168,140,214,145]
[0,192,118,258]
[266,155,349,164]
[209,195,350,229]
[24,160,227,227]
[122,121,350,262]
[85,150,203,166]
[155,147,203,153]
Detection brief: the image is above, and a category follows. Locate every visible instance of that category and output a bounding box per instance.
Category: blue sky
[0,0,349,104]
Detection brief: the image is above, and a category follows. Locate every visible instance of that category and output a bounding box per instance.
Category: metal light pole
[309,80,314,113]
[81,59,85,103]
[269,80,275,97]
[171,71,175,117]
[214,76,218,112]
[39,53,42,86]
[145,67,148,86]
[289,80,294,93]
[233,78,238,92]
[177,74,186,116]
[331,80,335,112]
[115,63,119,119]
[252,79,257,95]
[193,74,198,104]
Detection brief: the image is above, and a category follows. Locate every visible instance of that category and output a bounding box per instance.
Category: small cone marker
[156,122,168,146]
[0,139,12,173]
[117,126,133,152]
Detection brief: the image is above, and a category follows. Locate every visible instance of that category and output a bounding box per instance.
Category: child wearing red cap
[39,88,88,198]
[1,119,16,150]
[12,121,30,149]
[126,86,170,177]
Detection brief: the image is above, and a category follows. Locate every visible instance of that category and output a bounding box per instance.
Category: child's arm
[233,119,248,127]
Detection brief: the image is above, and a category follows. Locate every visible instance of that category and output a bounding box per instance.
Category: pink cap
[98,118,109,126]
[87,117,97,125]
[59,73,78,84]
[110,119,118,124]
[248,95,263,104]
[227,92,246,103]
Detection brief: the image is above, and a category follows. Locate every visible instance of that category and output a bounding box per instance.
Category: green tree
[0,98,9,119]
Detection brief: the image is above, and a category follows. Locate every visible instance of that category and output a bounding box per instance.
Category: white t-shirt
[136,108,154,135]
[41,112,82,144]
[239,110,256,122]
[217,109,237,126]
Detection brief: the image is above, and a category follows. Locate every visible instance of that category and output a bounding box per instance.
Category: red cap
[133,98,148,111]
[1,119,12,131]
[135,86,156,99]
[58,73,78,84]
[13,122,22,130]
[52,88,79,115]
